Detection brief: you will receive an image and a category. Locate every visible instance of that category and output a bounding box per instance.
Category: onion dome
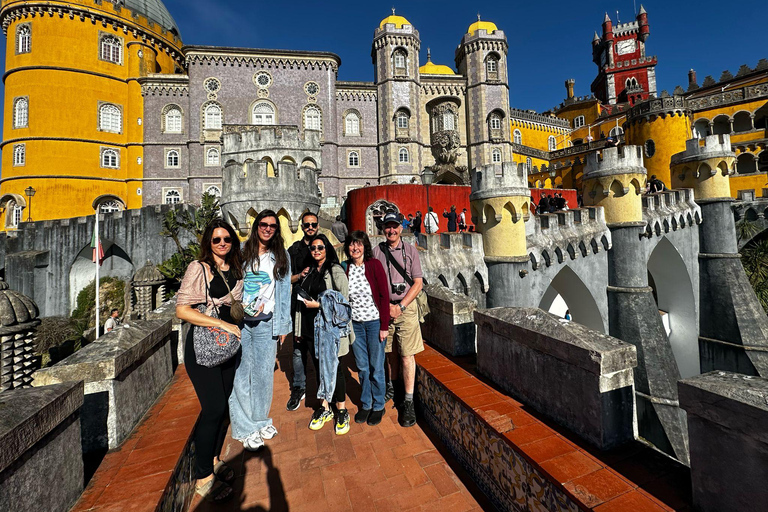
[121,0,180,35]
[0,278,39,327]
[379,12,411,29]
[467,19,498,36]
[133,261,166,286]
[419,49,455,75]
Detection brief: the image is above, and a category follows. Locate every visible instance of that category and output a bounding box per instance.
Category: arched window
[548,136,557,150]
[164,106,182,133]
[526,157,532,172]
[99,200,122,213]
[206,147,220,166]
[205,185,221,197]
[13,144,25,166]
[345,112,360,135]
[486,54,499,80]
[164,189,181,204]
[443,111,455,131]
[348,151,360,167]
[101,148,119,168]
[99,104,121,133]
[205,104,222,130]
[489,114,501,131]
[609,126,624,137]
[304,106,322,131]
[513,129,522,144]
[166,150,180,168]
[5,200,24,228]
[393,49,407,74]
[13,98,28,128]
[396,110,409,129]
[398,147,409,163]
[16,25,30,54]
[100,35,122,64]
[492,148,502,163]
[252,102,274,125]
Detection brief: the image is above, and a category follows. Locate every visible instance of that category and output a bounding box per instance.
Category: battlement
[222,125,321,156]
[509,108,571,129]
[525,207,612,270]
[469,162,530,201]
[584,146,645,178]
[223,159,318,192]
[671,135,735,165]
[642,189,701,238]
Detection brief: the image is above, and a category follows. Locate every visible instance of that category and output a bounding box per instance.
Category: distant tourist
[401,214,411,231]
[104,308,120,332]
[605,136,617,148]
[424,207,439,234]
[443,205,458,232]
[458,208,468,232]
[331,215,348,243]
[564,309,572,321]
[412,211,422,235]
[230,210,291,452]
[649,175,666,193]
[176,219,244,503]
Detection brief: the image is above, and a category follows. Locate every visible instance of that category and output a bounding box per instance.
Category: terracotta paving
[190,341,489,512]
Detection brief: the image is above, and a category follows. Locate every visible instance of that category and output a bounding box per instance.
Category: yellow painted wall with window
[0,0,183,228]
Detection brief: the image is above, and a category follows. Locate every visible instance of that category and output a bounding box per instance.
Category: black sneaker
[286,387,305,411]
[384,382,395,404]
[354,408,371,424]
[400,400,416,428]
[367,409,384,426]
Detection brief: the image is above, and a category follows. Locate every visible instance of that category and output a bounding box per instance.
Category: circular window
[305,81,319,96]
[254,71,272,88]
[644,139,656,158]
[204,78,221,94]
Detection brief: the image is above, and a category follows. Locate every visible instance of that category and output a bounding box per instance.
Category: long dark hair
[344,230,373,262]
[242,209,288,279]
[310,233,339,276]
[198,219,243,280]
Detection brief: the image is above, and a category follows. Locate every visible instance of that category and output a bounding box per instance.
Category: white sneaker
[259,424,278,440]
[242,432,264,451]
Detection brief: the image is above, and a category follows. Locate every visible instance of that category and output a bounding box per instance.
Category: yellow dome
[379,15,411,29]
[467,20,498,36]
[419,60,455,75]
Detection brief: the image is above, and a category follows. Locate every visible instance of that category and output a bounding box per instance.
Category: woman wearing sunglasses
[296,233,354,434]
[176,219,244,503]
[229,210,292,451]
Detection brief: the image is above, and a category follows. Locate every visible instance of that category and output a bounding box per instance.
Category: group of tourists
[395,205,469,235]
[176,210,425,503]
[536,192,569,214]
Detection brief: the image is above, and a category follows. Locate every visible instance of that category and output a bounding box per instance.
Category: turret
[469,162,530,259]
[602,13,614,42]
[583,146,646,224]
[565,79,575,100]
[671,135,735,200]
[637,5,649,42]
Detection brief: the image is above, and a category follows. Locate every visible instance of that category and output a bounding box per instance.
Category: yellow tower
[469,162,530,259]
[0,0,183,228]
[582,146,646,224]
[671,134,735,200]
[623,95,690,188]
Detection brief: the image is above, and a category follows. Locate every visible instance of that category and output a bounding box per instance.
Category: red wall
[530,188,579,213]
[346,185,579,232]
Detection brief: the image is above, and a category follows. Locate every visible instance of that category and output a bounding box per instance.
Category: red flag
[91,229,105,266]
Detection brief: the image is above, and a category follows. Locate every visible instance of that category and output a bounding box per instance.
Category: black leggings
[306,336,348,405]
[185,328,238,479]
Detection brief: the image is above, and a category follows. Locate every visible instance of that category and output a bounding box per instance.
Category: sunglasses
[258,222,278,230]
[310,245,326,252]
[303,222,319,229]
[212,236,232,244]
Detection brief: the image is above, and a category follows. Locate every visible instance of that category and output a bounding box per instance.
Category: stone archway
[366,200,399,235]
[539,265,605,333]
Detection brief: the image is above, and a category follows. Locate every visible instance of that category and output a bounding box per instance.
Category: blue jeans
[229,319,277,440]
[351,319,385,411]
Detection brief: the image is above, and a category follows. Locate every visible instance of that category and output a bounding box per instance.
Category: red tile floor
[189,342,490,512]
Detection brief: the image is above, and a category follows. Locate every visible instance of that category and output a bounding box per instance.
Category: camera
[391,283,407,295]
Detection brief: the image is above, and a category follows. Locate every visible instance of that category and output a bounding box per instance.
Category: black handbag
[193,263,241,367]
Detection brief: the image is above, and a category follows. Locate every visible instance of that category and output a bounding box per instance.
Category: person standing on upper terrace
[373,213,424,428]
[331,215,348,244]
[443,205,458,232]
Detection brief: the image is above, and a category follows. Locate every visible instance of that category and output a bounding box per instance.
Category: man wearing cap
[373,212,424,427]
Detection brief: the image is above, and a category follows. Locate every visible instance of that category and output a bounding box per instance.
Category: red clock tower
[590,5,657,105]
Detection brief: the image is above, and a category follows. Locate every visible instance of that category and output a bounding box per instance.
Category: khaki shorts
[385,303,424,357]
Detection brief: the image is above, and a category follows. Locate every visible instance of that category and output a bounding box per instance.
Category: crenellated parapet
[671,135,736,200]
[583,146,647,224]
[222,124,322,156]
[525,207,612,270]
[642,189,702,238]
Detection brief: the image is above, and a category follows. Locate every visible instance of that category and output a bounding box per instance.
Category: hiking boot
[400,400,416,428]
[309,407,333,431]
[335,409,351,435]
[286,387,305,411]
[367,409,385,426]
[354,408,371,424]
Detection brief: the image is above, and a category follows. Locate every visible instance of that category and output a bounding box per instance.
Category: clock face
[616,39,636,55]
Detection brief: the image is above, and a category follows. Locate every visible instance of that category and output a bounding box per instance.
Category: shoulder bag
[379,243,430,323]
[214,265,244,323]
[193,262,241,367]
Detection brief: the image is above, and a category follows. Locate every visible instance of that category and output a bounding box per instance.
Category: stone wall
[476,308,637,449]
[422,284,477,356]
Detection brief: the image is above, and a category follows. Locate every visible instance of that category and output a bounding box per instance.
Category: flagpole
[95,211,100,340]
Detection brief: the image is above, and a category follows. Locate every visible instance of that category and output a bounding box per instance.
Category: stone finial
[0,278,39,326]
[132,261,165,285]
[638,4,647,15]
[720,70,734,82]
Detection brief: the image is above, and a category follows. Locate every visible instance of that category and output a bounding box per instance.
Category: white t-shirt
[243,253,276,317]
[104,317,118,332]
[424,212,439,234]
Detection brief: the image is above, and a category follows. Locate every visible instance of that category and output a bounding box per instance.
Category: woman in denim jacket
[229,210,292,451]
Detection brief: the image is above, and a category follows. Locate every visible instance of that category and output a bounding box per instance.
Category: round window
[204,78,221,93]
[644,139,656,158]
[305,81,319,96]
[254,72,272,88]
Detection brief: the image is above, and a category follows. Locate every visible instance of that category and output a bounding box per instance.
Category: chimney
[565,79,575,100]
[688,69,697,88]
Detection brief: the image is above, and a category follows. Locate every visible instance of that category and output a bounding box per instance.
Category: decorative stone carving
[0,278,40,392]
[130,261,166,320]
[430,130,460,166]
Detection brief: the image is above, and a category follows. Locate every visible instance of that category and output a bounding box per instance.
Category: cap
[382,213,400,225]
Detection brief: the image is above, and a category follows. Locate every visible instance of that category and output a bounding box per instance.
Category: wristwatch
[399,304,406,313]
